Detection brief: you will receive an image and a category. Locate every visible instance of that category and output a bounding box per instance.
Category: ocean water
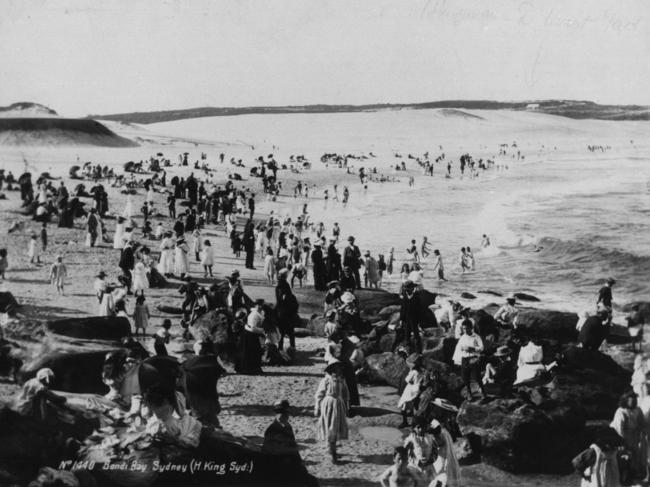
[151,109,650,314]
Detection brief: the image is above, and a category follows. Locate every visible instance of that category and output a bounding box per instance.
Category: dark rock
[363,352,408,389]
[548,345,631,420]
[18,348,118,394]
[460,292,476,300]
[457,398,586,474]
[0,292,19,314]
[422,336,457,364]
[46,316,131,342]
[477,290,503,297]
[514,309,578,343]
[378,305,401,319]
[355,289,401,315]
[513,292,541,302]
[157,305,184,315]
[306,315,327,336]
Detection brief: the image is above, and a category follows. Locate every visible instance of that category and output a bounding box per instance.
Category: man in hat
[311,241,327,291]
[343,236,362,289]
[276,268,299,351]
[483,346,515,397]
[494,297,519,329]
[391,281,424,354]
[87,207,99,247]
[14,368,67,421]
[597,278,616,325]
[262,399,301,463]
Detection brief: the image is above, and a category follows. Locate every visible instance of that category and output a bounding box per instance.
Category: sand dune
[0,118,138,147]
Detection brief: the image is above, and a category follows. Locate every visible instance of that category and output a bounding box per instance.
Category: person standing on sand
[421,237,431,259]
[276,269,299,352]
[431,249,446,281]
[430,418,462,487]
[311,241,327,291]
[49,255,67,295]
[314,361,349,464]
[87,208,99,247]
[262,399,303,470]
[343,236,362,289]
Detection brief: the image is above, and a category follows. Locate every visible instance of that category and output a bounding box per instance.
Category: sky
[1,0,649,117]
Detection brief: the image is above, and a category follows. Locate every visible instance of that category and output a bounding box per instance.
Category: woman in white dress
[158,232,175,277]
[123,195,134,219]
[131,261,149,296]
[191,229,202,262]
[113,217,126,250]
[174,236,190,278]
[146,186,155,205]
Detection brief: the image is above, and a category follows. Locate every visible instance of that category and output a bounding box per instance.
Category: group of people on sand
[2,145,647,487]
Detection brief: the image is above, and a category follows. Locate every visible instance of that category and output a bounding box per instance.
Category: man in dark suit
[342,236,362,289]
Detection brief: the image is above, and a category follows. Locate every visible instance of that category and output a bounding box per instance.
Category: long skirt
[317,396,348,442]
[235,331,263,374]
[342,361,360,407]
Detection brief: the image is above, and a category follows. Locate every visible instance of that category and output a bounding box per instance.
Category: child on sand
[154,319,172,356]
[133,295,150,337]
[398,355,426,428]
[200,239,214,277]
[378,447,424,487]
[28,234,40,264]
[49,255,67,295]
[314,361,349,464]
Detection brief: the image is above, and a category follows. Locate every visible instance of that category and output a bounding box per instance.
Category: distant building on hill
[526,103,540,111]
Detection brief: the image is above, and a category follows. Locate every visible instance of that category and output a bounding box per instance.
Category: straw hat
[36,368,55,382]
[494,346,512,357]
[325,360,345,375]
[273,399,291,413]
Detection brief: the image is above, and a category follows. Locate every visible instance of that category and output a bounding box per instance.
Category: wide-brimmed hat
[36,368,55,382]
[347,236,355,242]
[325,360,344,375]
[313,242,322,247]
[327,280,340,289]
[255,298,265,306]
[273,399,291,413]
[494,346,512,357]
[506,297,516,304]
[364,250,370,256]
[606,277,616,285]
[348,335,360,345]
[406,353,424,368]
[96,271,107,278]
[403,280,416,290]
[341,291,355,304]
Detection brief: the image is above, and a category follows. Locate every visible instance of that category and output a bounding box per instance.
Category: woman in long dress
[158,232,175,277]
[610,392,647,481]
[314,361,349,464]
[113,217,126,250]
[430,419,461,487]
[174,237,190,278]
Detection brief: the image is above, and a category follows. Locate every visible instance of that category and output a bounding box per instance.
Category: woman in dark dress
[236,304,264,374]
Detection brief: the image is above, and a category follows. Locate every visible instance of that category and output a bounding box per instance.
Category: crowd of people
[0,147,647,487]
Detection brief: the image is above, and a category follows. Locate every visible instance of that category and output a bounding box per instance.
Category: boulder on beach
[477,290,503,297]
[46,316,131,342]
[457,398,587,474]
[18,348,118,394]
[513,309,578,343]
[157,305,184,315]
[460,292,476,300]
[354,289,401,315]
[0,292,19,314]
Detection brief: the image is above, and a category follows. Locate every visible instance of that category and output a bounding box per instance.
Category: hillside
[0,102,59,118]
[0,118,138,147]
[89,100,650,124]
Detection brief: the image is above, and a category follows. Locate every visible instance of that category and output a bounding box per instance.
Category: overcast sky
[1,0,649,116]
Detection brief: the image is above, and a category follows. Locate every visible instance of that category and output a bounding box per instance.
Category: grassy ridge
[89,100,650,124]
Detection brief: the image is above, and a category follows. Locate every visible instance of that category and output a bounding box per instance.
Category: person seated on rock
[338,292,364,337]
[513,336,556,386]
[403,416,436,482]
[379,446,425,487]
[493,297,519,329]
[452,320,485,400]
[262,399,302,464]
[189,288,210,325]
[482,346,515,398]
[434,299,460,332]
[323,282,342,315]
[572,429,624,487]
[578,309,610,351]
[14,368,67,422]
[398,355,427,429]
[144,386,202,449]
[429,418,461,487]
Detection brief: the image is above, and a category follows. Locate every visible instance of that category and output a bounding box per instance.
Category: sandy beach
[0,108,648,487]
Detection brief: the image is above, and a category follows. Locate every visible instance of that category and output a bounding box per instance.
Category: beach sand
[1,108,648,486]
